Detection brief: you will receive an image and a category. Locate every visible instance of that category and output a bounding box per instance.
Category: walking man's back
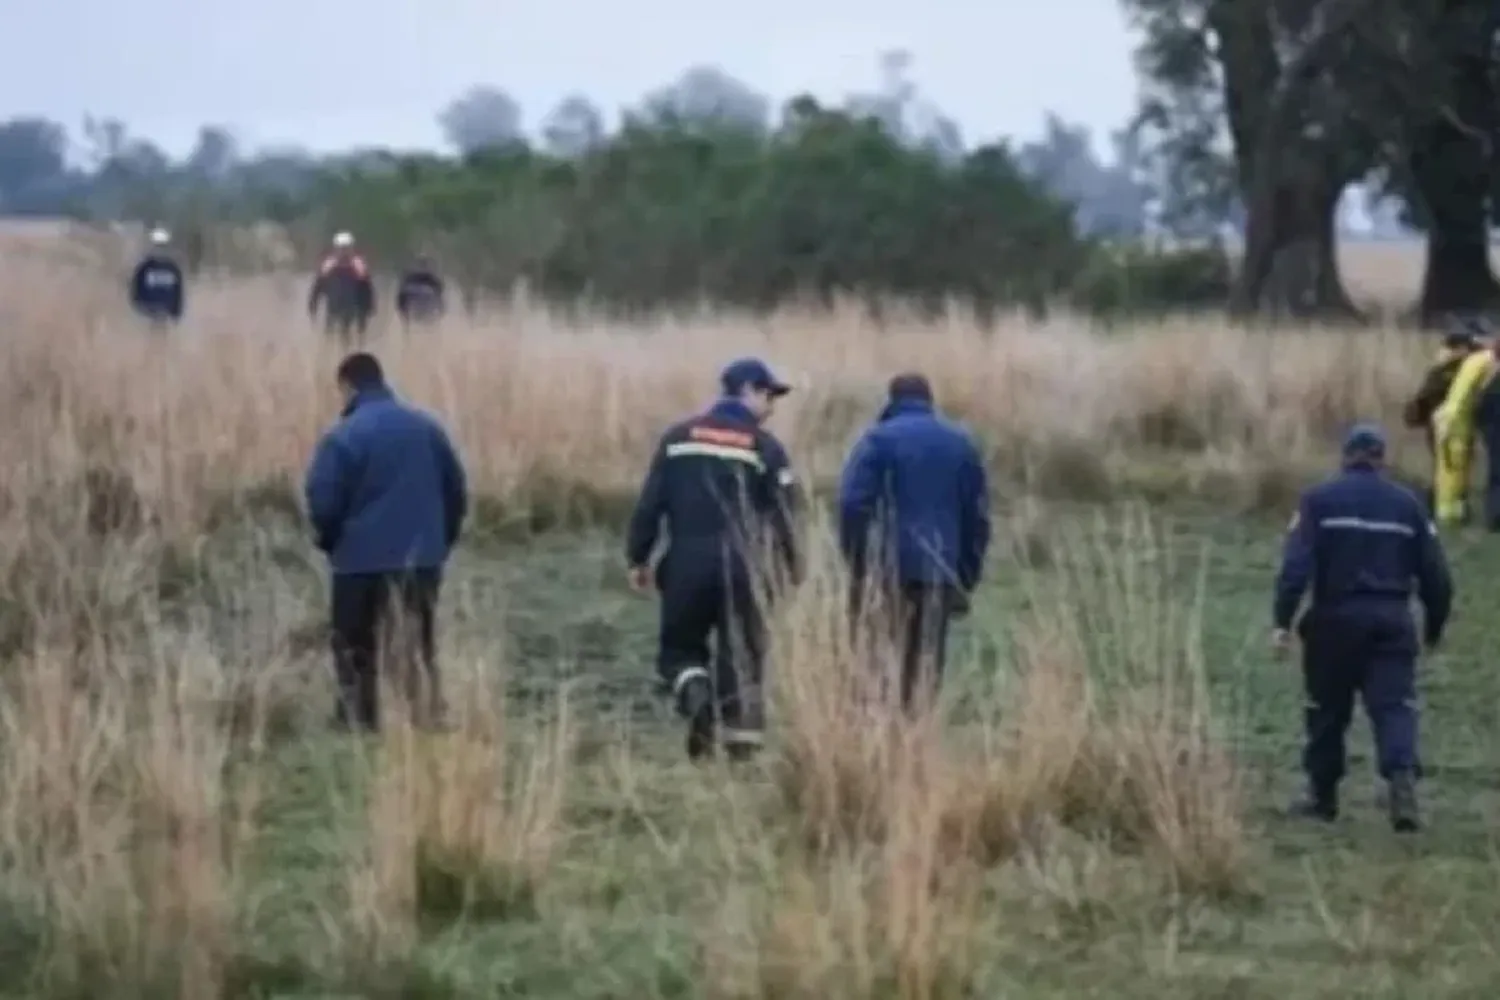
[625,357,803,760]
[838,373,991,713]
[303,352,468,730]
[129,228,185,326]
[1274,423,1451,832]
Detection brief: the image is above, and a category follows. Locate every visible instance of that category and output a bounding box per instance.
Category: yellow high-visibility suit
[1431,348,1498,524]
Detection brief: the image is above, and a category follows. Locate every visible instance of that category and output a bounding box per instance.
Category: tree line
[0,66,1228,320]
[298,100,1236,320]
[15,14,1500,323]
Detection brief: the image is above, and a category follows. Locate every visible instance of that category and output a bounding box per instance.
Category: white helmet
[331,231,354,248]
[148,227,171,246]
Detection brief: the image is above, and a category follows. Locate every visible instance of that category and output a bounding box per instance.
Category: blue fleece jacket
[837,396,991,589]
[303,384,468,575]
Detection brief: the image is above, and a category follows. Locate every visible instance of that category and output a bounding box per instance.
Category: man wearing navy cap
[1273,422,1452,831]
[625,357,803,760]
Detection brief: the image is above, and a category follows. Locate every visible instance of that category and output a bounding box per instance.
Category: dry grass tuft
[0,648,258,998]
[350,674,574,952]
[769,508,1247,901]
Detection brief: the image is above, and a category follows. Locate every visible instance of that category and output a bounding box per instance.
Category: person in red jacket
[308,231,375,340]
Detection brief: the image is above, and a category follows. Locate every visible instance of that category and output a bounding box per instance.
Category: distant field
[0,235,1497,998]
[0,217,1448,310]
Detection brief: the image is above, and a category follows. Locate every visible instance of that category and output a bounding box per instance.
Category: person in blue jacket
[838,373,991,714]
[129,228,184,325]
[1273,423,1452,832]
[303,352,469,731]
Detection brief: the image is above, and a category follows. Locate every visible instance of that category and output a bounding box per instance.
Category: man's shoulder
[346,398,436,434]
[886,411,975,451]
[752,425,790,461]
[1308,472,1426,516]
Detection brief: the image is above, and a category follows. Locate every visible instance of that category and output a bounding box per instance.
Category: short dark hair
[336,352,383,387]
[888,372,933,402]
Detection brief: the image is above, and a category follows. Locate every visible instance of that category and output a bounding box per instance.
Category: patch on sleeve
[1286,511,1300,533]
[777,467,796,487]
[1427,520,1438,536]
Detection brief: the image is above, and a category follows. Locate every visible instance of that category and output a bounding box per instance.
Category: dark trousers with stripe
[656,555,766,745]
[1299,606,1419,792]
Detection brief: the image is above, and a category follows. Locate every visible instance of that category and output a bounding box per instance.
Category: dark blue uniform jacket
[626,398,801,581]
[837,396,991,590]
[303,385,468,575]
[397,270,446,320]
[1274,465,1452,643]
[130,255,184,318]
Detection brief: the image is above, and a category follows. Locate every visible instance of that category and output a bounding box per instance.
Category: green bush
[274,102,1097,318]
[1070,242,1234,319]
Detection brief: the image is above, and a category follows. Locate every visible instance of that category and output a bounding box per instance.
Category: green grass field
[33,495,1488,1000]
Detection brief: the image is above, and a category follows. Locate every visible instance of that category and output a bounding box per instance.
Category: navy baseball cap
[1342,422,1387,458]
[720,357,791,397]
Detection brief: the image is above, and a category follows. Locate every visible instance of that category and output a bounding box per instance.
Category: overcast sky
[6,0,1138,156]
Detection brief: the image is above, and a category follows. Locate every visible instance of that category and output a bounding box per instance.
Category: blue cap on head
[1342,422,1387,458]
[720,357,791,397]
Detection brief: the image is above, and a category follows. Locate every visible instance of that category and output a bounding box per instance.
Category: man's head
[332,231,355,254]
[336,352,384,408]
[1341,422,1387,468]
[887,372,934,404]
[720,357,791,422]
[1443,314,1490,354]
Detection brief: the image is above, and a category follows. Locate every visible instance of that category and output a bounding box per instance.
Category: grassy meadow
[0,236,1498,998]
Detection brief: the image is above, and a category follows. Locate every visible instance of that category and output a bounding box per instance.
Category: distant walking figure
[308,231,375,341]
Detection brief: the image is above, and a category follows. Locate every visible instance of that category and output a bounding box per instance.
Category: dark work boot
[722,734,762,764]
[1388,770,1420,833]
[678,675,716,761]
[722,689,764,764]
[1288,783,1338,822]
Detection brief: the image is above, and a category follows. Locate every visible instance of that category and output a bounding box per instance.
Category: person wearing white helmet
[309,231,375,340]
[129,226,184,326]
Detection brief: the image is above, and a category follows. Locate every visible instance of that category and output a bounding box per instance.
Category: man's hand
[1271,628,1293,659]
[951,590,973,619]
[627,565,653,594]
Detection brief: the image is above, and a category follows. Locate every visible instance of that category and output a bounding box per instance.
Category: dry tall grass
[0,251,1436,996]
[4,255,1437,538]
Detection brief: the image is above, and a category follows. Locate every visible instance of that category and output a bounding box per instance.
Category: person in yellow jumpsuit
[1404,325,1483,511]
[1431,321,1498,525]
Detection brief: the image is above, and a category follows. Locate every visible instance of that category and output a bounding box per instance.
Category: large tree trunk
[1213,0,1372,318]
[1242,170,1360,319]
[1412,0,1500,323]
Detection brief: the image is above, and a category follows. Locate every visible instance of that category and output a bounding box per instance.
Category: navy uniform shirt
[1273,465,1453,642]
[626,398,801,579]
[130,254,184,318]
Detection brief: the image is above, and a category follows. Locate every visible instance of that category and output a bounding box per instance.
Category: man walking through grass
[304,352,469,731]
[625,358,803,761]
[1273,423,1451,832]
[838,373,991,715]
